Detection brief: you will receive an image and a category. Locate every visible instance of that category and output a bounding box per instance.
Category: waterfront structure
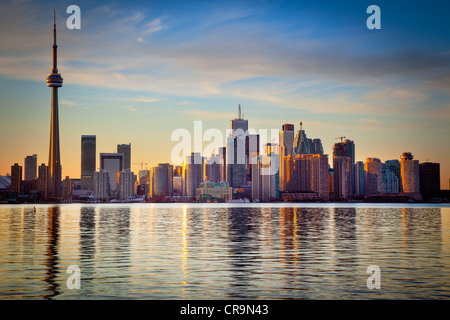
[196,181,232,201]
[81,135,96,191]
[118,169,134,200]
[117,143,131,170]
[183,153,203,199]
[99,153,124,198]
[355,161,365,196]
[419,162,440,200]
[46,11,63,199]
[10,163,22,195]
[364,158,383,196]
[94,170,110,201]
[24,154,37,180]
[400,152,421,200]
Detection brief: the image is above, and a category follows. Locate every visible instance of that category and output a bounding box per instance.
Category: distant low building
[196,181,232,201]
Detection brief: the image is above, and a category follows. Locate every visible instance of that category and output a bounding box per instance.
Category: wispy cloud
[129,96,161,103]
[124,105,138,112]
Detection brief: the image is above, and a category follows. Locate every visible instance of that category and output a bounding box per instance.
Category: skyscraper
[183,153,203,199]
[282,153,329,200]
[227,105,248,188]
[46,10,63,200]
[384,160,401,192]
[355,161,365,196]
[419,162,440,200]
[81,135,96,191]
[279,124,294,192]
[117,143,131,170]
[24,154,37,180]
[151,163,174,197]
[293,122,323,155]
[333,156,352,200]
[227,135,246,187]
[204,154,222,183]
[10,163,22,195]
[364,158,383,196]
[400,152,421,200]
[230,104,248,137]
[118,169,134,200]
[38,163,48,200]
[94,170,110,202]
[100,153,124,198]
[333,139,355,196]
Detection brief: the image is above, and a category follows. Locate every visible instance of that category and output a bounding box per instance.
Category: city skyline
[0,0,449,189]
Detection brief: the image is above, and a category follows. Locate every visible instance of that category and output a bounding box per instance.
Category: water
[0,203,450,300]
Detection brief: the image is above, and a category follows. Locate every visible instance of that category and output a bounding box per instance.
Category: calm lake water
[0,203,450,300]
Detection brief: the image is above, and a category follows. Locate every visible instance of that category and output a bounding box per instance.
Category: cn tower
[46,10,63,200]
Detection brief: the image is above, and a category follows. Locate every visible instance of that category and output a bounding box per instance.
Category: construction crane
[133,162,148,171]
[335,136,346,143]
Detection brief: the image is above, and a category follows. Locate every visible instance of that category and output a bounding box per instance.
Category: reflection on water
[0,204,449,299]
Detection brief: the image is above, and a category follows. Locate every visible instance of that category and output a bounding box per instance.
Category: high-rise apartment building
[94,170,110,201]
[400,152,421,200]
[364,158,383,196]
[118,169,134,200]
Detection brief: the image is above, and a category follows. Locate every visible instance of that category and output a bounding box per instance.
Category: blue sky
[0,0,449,187]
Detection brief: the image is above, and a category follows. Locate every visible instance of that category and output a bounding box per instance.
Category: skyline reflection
[0,204,449,299]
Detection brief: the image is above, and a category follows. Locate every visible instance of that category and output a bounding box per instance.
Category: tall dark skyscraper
[46,11,63,199]
[419,162,440,200]
[24,154,37,180]
[10,163,22,195]
[81,135,96,191]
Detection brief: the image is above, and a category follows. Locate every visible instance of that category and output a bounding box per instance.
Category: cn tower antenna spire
[46,9,63,200]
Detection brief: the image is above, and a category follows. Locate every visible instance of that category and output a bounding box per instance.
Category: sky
[0,0,449,188]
